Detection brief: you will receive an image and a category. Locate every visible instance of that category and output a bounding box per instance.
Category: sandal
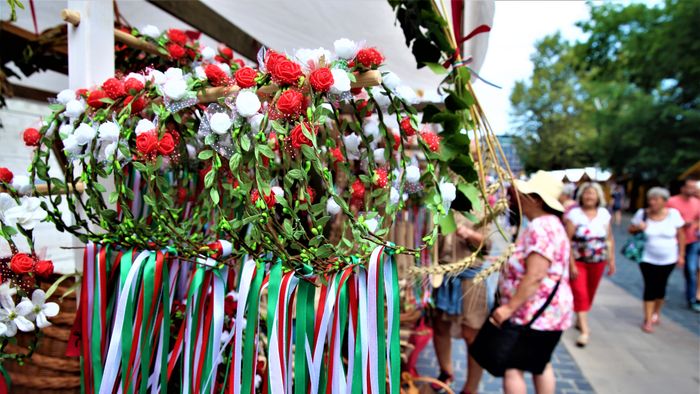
[641,321,654,333]
[576,333,589,347]
[430,370,453,392]
[651,313,660,325]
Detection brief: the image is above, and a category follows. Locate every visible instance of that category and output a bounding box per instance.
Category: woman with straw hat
[491,171,574,394]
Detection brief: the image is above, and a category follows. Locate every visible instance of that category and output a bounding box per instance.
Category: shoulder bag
[621,210,647,263]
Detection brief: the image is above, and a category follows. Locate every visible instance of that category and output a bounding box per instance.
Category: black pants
[639,262,676,301]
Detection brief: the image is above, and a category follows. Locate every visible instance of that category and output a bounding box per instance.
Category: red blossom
[234,67,257,88]
[123,95,147,114]
[23,128,41,146]
[220,46,234,60]
[351,179,366,200]
[177,187,188,204]
[392,132,401,151]
[420,131,441,152]
[289,122,316,149]
[0,167,13,183]
[205,64,229,87]
[158,133,176,155]
[374,168,389,188]
[268,132,279,151]
[10,253,34,274]
[276,89,305,117]
[124,78,145,93]
[87,90,108,108]
[167,28,188,46]
[400,116,417,137]
[356,47,384,68]
[34,260,54,278]
[136,132,159,155]
[102,78,127,100]
[330,147,345,163]
[167,43,186,59]
[271,58,303,86]
[309,68,334,92]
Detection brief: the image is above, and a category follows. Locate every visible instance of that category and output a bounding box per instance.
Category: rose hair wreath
[0,2,512,391]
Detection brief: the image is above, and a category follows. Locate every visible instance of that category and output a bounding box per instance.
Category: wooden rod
[0,182,85,196]
[61,9,81,27]
[113,29,162,57]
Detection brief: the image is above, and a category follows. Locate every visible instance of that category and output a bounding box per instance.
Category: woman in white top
[629,187,685,333]
[564,182,615,347]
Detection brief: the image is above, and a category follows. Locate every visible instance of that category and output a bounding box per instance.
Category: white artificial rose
[406,165,421,183]
[3,196,47,230]
[390,187,400,205]
[383,72,401,90]
[163,78,188,100]
[98,121,120,142]
[141,24,161,39]
[235,90,261,117]
[148,70,166,85]
[330,69,351,95]
[74,123,96,146]
[395,85,418,104]
[194,66,207,81]
[326,198,341,215]
[365,218,379,233]
[103,142,118,161]
[334,38,357,59]
[370,87,391,108]
[271,186,284,200]
[135,119,156,135]
[249,113,270,133]
[342,133,361,155]
[439,181,456,203]
[56,89,75,105]
[164,67,184,81]
[62,135,81,157]
[58,124,74,140]
[217,63,232,76]
[201,46,216,61]
[210,113,232,135]
[295,47,332,67]
[125,72,146,84]
[373,148,386,165]
[64,99,85,118]
[363,118,380,140]
[11,175,31,195]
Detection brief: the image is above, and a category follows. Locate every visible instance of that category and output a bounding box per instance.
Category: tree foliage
[511,0,700,183]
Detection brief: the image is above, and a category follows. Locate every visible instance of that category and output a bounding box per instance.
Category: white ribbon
[232,259,257,394]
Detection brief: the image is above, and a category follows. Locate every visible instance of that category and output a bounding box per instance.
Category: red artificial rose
[289,122,316,149]
[220,46,234,60]
[271,59,302,86]
[123,95,147,114]
[34,260,54,278]
[268,132,279,151]
[87,90,108,108]
[75,88,88,98]
[356,99,372,117]
[234,67,257,88]
[10,253,34,274]
[420,131,441,152]
[0,167,13,183]
[167,43,186,59]
[276,89,305,117]
[265,51,286,73]
[392,132,401,151]
[356,47,384,68]
[136,132,159,155]
[351,87,363,95]
[205,64,229,87]
[167,28,187,46]
[102,77,126,100]
[158,133,176,155]
[23,128,41,146]
[124,78,145,94]
[251,189,276,208]
[330,147,345,163]
[304,187,316,203]
[309,68,334,92]
[351,179,365,200]
[374,168,389,188]
[232,59,245,68]
[177,187,188,203]
[400,116,416,137]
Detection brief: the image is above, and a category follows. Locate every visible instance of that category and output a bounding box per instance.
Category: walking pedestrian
[432,214,493,394]
[491,171,573,394]
[610,184,625,226]
[629,187,685,333]
[565,182,615,347]
[666,178,700,312]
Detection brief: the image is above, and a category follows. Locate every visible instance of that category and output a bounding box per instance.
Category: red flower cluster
[374,168,389,188]
[420,131,441,152]
[219,46,234,60]
[351,179,366,200]
[167,43,186,59]
[251,189,277,208]
[87,90,108,108]
[235,67,257,88]
[23,128,41,146]
[167,29,188,46]
[356,47,384,68]
[300,186,316,203]
[102,78,127,99]
[268,132,279,151]
[123,95,147,114]
[309,68,334,92]
[124,77,145,94]
[276,89,306,117]
[400,116,417,137]
[0,167,13,183]
[267,51,302,86]
[9,253,53,277]
[392,132,401,151]
[289,122,316,149]
[330,147,345,163]
[136,131,176,156]
[205,64,229,87]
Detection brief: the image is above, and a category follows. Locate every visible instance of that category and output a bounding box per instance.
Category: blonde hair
[576,182,606,207]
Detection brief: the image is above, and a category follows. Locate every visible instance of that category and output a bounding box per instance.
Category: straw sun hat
[514,170,565,212]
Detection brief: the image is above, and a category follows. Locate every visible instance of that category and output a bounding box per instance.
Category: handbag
[621,210,647,263]
[469,278,561,377]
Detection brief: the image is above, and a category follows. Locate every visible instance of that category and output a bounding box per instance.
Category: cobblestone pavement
[414,340,594,394]
[609,216,700,335]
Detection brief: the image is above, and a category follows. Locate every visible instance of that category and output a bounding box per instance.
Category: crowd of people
[425,174,700,394]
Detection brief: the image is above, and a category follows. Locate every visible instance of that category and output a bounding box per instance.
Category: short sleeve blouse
[631,208,684,265]
[565,207,611,238]
[499,215,573,331]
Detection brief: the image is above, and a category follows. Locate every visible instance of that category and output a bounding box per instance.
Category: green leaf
[438,211,456,234]
[204,169,215,188]
[425,62,449,75]
[457,182,482,211]
[286,169,304,181]
[210,188,220,205]
[229,153,241,171]
[445,90,472,111]
[256,144,275,159]
[198,150,214,160]
[48,104,65,111]
[93,183,106,193]
[283,219,293,236]
[240,134,251,152]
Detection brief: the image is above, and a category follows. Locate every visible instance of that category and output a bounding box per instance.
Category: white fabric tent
[2,0,494,100]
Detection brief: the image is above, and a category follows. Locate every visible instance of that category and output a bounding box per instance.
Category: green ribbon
[241,262,264,394]
[119,250,135,393]
[138,252,157,394]
[376,254,387,394]
[294,278,314,394]
[159,259,171,393]
[90,245,106,391]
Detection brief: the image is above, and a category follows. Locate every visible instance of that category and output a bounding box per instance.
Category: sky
[471,1,591,135]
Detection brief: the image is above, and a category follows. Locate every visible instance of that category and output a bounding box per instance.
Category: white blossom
[201,46,216,61]
[3,196,47,230]
[295,47,333,67]
[135,119,156,135]
[11,175,31,195]
[330,69,351,95]
[217,63,232,76]
[102,142,118,161]
[62,134,81,157]
[342,133,361,160]
[363,118,380,140]
[235,90,261,117]
[98,121,120,142]
[326,198,341,215]
[210,113,232,135]
[164,67,184,81]
[0,293,34,337]
[383,72,401,91]
[373,148,386,165]
[390,187,400,205]
[74,123,96,146]
[249,114,268,133]
[406,165,421,183]
[365,218,379,233]
[0,282,17,298]
[26,289,59,329]
[395,85,418,104]
[194,66,207,81]
[163,78,188,100]
[64,99,85,118]
[439,181,457,203]
[148,70,166,85]
[370,87,391,108]
[59,124,74,139]
[56,89,75,105]
[125,72,146,84]
[141,24,161,39]
[334,38,358,59]
[186,144,197,159]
